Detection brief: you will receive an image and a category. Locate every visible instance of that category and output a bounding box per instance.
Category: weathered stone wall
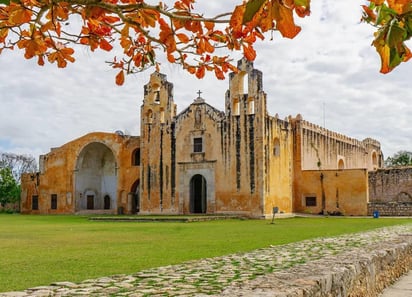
[368,202,412,216]
[369,167,412,203]
[220,233,412,297]
[368,167,412,216]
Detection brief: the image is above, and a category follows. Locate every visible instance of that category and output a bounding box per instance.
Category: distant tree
[0,152,37,183]
[0,167,20,207]
[1,0,408,85]
[385,150,412,167]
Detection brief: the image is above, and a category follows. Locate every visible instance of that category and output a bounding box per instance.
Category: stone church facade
[21,59,383,217]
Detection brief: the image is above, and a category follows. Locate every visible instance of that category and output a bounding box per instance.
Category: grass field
[0,214,411,292]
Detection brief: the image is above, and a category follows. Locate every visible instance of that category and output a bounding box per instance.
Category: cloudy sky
[1,0,411,164]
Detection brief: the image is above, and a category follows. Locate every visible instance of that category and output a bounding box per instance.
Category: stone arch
[247,97,255,115]
[159,107,165,123]
[338,159,345,170]
[395,191,412,202]
[239,71,249,95]
[104,195,111,209]
[75,142,117,212]
[371,151,378,169]
[273,138,280,157]
[233,98,240,116]
[147,83,161,104]
[190,174,207,214]
[130,179,140,214]
[132,148,140,166]
[146,109,153,124]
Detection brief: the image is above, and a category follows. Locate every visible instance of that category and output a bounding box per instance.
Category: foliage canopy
[385,150,412,167]
[0,167,20,206]
[0,0,411,85]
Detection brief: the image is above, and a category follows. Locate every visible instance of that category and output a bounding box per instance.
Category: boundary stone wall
[368,202,412,216]
[220,234,412,297]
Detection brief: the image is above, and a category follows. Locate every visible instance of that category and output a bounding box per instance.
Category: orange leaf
[99,38,113,51]
[243,43,256,61]
[373,40,391,73]
[195,65,205,79]
[8,4,32,25]
[205,21,214,31]
[273,2,301,39]
[167,53,175,63]
[37,55,45,66]
[214,66,225,80]
[0,28,8,43]
[204,39,214,53]
[387,0,410,13]
[187,66,196,74]
[230,5,246,37]
[116,70,125,86]
[176,33,190,43]
[159,18,176,53]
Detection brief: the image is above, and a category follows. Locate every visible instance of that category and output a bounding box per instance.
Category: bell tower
[140,72,177,213]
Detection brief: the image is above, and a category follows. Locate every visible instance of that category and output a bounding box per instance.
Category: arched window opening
[150,83,161,104]
[240,72,249,95]
[233,98,240,116]
[146,109,153,124]
[247,98,255,115]
[338,159,345,170]
[160,108,165,124]
[133,148,141,166]
[273,138,280,157]
[372,151,378,169]
[104,195,111,209]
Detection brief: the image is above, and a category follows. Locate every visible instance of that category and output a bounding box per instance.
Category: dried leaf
[115,70,125,85]
[243,0,266,24]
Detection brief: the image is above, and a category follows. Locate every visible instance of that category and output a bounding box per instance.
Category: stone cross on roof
[194,90,205,103]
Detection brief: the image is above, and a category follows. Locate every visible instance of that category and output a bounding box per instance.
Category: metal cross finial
[197,90,202,98]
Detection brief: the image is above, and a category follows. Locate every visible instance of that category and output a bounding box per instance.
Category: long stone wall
[368,202,412,216]
[369,167,412,203]
[220,231,412,297]
[368,167,412,216]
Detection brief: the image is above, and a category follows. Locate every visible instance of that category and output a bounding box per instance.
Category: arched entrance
[104,195,111,209]
[75,142,117,212]
[131,179,140,214]
[190,174,207,214]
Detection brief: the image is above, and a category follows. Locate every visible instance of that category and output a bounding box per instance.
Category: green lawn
[0,214,410,292]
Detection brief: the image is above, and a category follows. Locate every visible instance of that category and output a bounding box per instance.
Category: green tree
[0,167,20,207]
[385,150,412,167]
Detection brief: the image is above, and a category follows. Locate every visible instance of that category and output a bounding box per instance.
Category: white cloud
[0,0,411,163]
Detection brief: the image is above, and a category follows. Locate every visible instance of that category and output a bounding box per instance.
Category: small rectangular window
[193,137,203,153]
[305,196,317,207]
[32,195,39,210]
[51,194,57,210]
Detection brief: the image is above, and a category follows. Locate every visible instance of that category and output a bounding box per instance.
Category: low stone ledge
[219,236,412,297]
